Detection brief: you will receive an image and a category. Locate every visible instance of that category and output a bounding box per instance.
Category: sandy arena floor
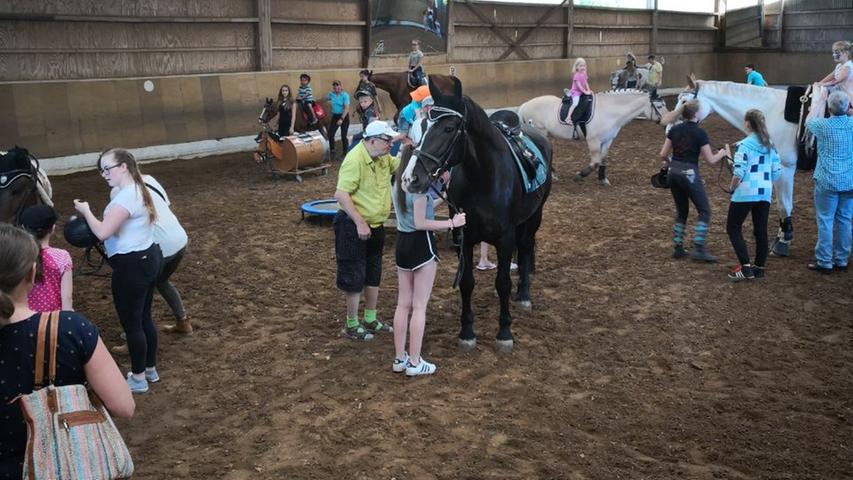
[48,114,852,479]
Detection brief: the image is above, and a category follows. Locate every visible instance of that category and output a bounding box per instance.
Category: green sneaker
[364,320,393,334]
[343,324,374,341]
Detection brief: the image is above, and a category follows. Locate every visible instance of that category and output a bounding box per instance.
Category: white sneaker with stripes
[405,358,436,377]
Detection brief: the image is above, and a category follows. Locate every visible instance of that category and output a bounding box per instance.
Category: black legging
[726,201,770,267]
[108,244,163,374]
[669,160,711,225]
[329,113,350,154]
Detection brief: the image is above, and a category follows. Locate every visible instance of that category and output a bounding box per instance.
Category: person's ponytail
[104,149,158,224]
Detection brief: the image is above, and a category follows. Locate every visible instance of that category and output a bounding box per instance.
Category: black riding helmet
[650,167,669,189]
[64,215,100,248]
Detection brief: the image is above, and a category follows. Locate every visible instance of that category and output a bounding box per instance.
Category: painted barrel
[269,131,327,172]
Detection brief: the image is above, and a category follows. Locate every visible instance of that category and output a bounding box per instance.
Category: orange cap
[410,85,430,102]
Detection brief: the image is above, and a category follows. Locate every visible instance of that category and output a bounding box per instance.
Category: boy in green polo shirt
[333,121,401,341]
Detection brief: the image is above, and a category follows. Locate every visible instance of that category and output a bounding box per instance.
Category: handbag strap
[32,312,49,389]
[48,311,59,385]
[32,311,60,389]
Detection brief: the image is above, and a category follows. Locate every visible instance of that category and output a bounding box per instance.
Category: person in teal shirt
[327,80,351,160]
[744,64,768,87]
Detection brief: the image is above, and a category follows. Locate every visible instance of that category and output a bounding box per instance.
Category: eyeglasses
[833,50,844,55]
[99,163,121,176]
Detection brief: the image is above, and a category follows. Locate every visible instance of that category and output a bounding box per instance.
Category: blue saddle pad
[501,135,547,194]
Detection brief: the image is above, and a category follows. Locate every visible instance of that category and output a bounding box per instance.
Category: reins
[415,104,470,289]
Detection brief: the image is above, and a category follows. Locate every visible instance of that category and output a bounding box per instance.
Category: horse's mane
[696,80,785,100]
[599,88,649,96]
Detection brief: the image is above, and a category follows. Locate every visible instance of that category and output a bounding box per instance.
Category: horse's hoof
[771,240,789,257]
[598,178,612,187]
[495,339,514,354]
[516,300,532,311]
[458,338,477,351]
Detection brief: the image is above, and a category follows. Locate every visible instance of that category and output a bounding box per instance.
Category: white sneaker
[392,352,410,373]
[405,358,436,377]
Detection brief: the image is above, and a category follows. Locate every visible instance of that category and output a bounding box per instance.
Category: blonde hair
[573,58,587,72]
[681,100,700,120]
[98,149,157,224]
[832,40,851,55]
[745,109,772,149]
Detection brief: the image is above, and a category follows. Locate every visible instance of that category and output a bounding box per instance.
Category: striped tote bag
[18,311,134,480]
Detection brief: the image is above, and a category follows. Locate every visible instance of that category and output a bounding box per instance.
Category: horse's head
[259,97,275,124]
[401,75,467,194]
[0,147,40,224]
[648,94,669,124]
[666,74,711,133]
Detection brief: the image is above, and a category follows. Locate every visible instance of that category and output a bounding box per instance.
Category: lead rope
[429,180,465,289]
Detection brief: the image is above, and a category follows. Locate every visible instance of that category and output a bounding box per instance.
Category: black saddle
[560,93,593,139]
[489,110,539,179]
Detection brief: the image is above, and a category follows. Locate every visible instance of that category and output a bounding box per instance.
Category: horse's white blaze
[401,152,418,192]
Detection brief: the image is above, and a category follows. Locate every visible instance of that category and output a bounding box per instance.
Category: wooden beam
[651,0,659,54]
[562,3,569,59]
[460,0,530,60]
[270,19,366,26]
[567,0,574,58]
[257,0,272,71]
[497,0,568,62]
[447,0,456,62]
[715,0,726,50]
[363,0,371,68]
[778,0,785,51]
[0,13,258,23]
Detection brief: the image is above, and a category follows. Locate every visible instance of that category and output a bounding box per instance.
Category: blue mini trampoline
[301,199,339,219]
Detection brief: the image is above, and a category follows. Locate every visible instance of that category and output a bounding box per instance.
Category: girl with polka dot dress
[19,205,73,312]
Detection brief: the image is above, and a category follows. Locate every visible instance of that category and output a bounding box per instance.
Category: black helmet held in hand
[64,215,100,248]
[650,167,669,189]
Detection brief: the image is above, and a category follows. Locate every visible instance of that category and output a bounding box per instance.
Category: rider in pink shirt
[567,58,594,122]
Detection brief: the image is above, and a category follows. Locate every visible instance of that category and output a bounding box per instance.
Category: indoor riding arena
[2,1,852,479]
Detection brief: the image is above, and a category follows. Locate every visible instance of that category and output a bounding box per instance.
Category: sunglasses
[99,163,121,175]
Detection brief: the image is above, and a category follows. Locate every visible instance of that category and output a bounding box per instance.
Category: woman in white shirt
[74,148,163,394]
[819,40,853,115]
[142,175,191,335]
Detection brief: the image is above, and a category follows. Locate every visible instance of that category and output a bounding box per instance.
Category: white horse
[671,76,800,256]
[518,90,668,185]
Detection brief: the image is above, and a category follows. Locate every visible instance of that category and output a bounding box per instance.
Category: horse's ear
[451,76,463,105]
[686,74,696,89]
[428,75,445,104]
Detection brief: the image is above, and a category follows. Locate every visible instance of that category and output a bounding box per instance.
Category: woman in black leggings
[74,148,163,394]
[658,101,728,262]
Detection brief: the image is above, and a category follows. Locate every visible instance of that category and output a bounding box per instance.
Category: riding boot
[690,221,717,262]
[672,222,688,259]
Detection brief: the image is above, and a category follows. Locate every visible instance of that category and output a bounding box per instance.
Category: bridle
[0,150,42,224]
[412,105,468,186]
[649,97,667,124]
[410,104,469,288]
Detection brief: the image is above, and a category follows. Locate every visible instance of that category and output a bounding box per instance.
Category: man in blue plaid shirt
[805,91,853,273]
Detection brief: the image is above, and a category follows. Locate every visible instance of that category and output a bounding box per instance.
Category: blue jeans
[813,184,853,268]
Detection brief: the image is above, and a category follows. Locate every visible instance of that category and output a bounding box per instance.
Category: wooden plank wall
[0,0,258,80]
[782,0,853,52]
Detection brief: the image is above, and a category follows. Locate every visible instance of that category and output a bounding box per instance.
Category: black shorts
[334,210,385,293]
[395,230,439,271]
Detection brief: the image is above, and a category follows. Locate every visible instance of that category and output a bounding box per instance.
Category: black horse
[0,147,45,224]
[401,75,552,352]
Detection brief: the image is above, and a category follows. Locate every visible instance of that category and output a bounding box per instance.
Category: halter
[412,105,468,185]
[649,97,667,124]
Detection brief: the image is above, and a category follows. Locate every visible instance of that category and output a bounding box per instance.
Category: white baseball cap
[364,120,397,140]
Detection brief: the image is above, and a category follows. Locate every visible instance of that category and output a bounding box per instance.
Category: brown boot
[164,317,193,336]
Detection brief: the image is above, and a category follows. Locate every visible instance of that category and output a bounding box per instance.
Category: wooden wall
[781,0,853,52]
